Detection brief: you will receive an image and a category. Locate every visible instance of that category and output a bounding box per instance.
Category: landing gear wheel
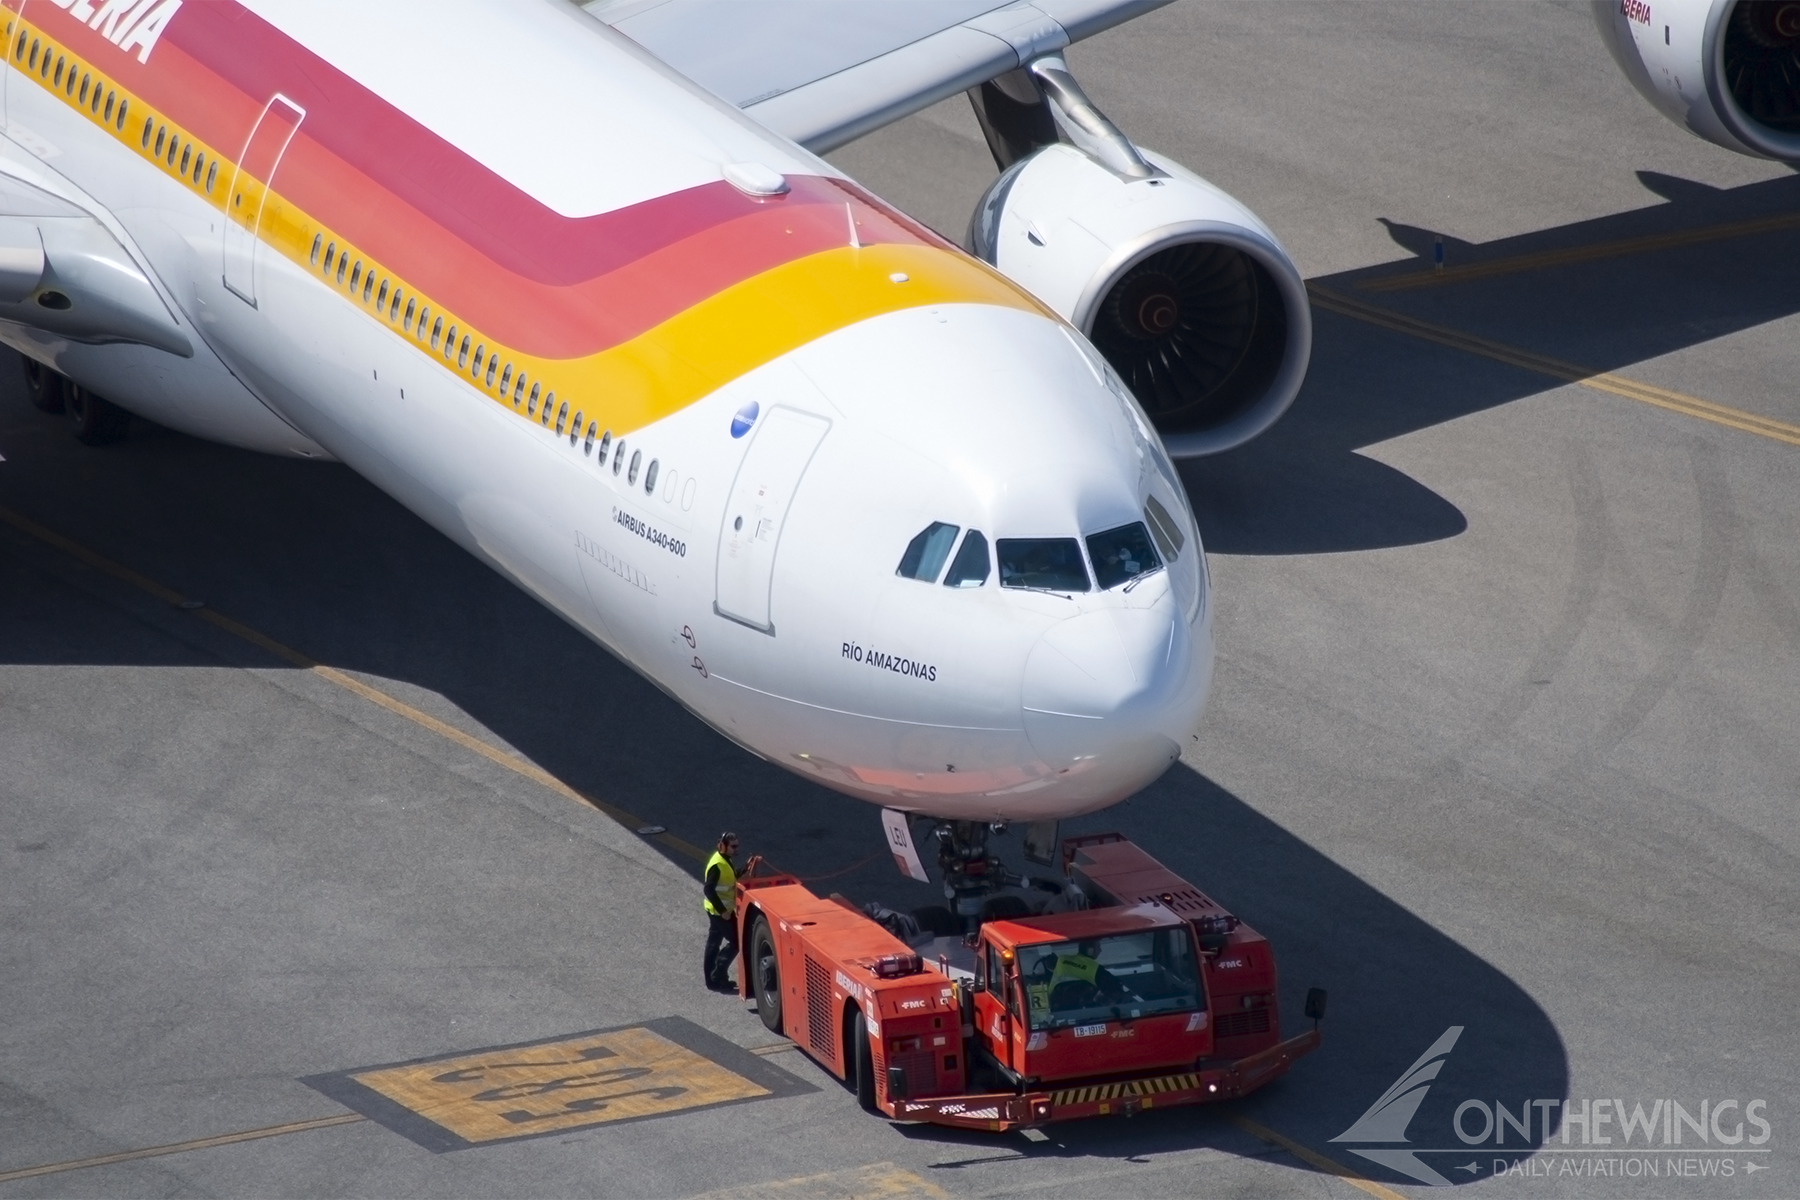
[853,1010,878,1113]
[21,358,62,413]
[750,915,783,1034]
[66,382,129,446]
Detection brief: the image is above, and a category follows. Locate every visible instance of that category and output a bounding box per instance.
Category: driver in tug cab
[1048,940,1124,1010]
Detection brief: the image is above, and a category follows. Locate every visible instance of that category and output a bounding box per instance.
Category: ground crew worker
[702,832,740,993]
[1049,940,1120,1007]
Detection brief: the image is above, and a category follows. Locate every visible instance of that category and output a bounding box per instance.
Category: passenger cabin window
[1086,522,1162,590]
[997,538,1090,593]
[942,530,990,588]
[1143,494,1185,562]
[896,522,959,582]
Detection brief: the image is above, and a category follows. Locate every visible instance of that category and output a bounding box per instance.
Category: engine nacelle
[1595,0,1800,160]
[969,142,1311,457]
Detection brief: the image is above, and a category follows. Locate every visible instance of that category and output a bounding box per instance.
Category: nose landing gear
[933,820,1023,923]
[881,811,1080,933]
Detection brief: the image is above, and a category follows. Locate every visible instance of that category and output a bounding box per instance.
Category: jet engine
[1595,0,1800,161]
[965,57,1310,458]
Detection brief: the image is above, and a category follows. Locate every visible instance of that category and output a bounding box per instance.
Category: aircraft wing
[582,0,1172,153]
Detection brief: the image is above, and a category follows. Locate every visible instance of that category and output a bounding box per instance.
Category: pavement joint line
[1307,285,1800,449]
[1354,210,1800,291]
[0,504,710,864]
[1230,1116,1407,1200]
[0,1114,367,1184]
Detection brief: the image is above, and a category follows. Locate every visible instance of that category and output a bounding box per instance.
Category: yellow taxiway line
[1308,285,1800,449]
[0,1114,367,1184]
[1233,1116,1409,1200]
[1356,210,1800,292]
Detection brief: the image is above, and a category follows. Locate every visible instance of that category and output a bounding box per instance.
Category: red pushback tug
[733,833,1322,1131]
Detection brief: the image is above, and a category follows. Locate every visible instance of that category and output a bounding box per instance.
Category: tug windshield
[1017,927,1202,1031]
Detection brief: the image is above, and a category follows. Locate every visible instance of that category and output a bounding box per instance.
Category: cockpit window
[942,530,990,588]
[1086,522,1162,590]
[1143,494,1185,562]
[997,539,1090,593]
[897,522,960,582]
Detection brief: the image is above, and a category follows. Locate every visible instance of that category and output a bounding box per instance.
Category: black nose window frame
[1085,522,1162,590]
[897,521,960,582]
[942,529,990,588]
[997,538,1090,593]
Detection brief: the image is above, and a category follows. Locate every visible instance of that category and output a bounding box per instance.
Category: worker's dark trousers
[704,913,738,988]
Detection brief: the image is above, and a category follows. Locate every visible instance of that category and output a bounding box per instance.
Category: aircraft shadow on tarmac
[3,387,1570,1189]
[1191,168,1800,557]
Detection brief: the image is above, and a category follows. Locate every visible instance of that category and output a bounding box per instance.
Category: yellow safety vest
[1050,954,1099,988]
[703,851,737,917]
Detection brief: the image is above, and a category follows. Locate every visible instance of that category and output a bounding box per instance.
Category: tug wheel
[853,1010,878,1112]
[750,915,782,1034]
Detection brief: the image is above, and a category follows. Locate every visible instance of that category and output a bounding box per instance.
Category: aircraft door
[222,95,305,306]
[714,406,829,633]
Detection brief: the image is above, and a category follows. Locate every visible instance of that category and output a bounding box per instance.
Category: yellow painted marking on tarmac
[0,506,708,864]
[352,1027,766,1144]
[686,1162,948,1200]
[1308,285,1800,449]
[0,1113,366,1184]
[1232,1116,1408,1200]
[1356,211,1800,292]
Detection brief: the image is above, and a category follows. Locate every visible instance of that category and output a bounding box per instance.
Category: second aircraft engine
[969,142,1311,457]
[1595,0,1800,161]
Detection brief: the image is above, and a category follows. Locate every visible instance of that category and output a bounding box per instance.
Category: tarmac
[3,3,1796,1196]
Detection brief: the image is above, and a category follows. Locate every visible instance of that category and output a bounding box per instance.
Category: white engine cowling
[1595,0,1800,160]
[969,142,1311,457]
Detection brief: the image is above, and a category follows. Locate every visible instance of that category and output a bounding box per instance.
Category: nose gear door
[714,406,828,633]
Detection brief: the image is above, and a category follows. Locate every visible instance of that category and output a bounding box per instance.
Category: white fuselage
[1,0,1211,820]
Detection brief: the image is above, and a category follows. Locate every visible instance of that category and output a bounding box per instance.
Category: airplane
[1594,0,1800,164]
[0,0,1325,908]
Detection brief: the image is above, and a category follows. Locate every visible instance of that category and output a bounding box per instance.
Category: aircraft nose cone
[1021,606,1192,793]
